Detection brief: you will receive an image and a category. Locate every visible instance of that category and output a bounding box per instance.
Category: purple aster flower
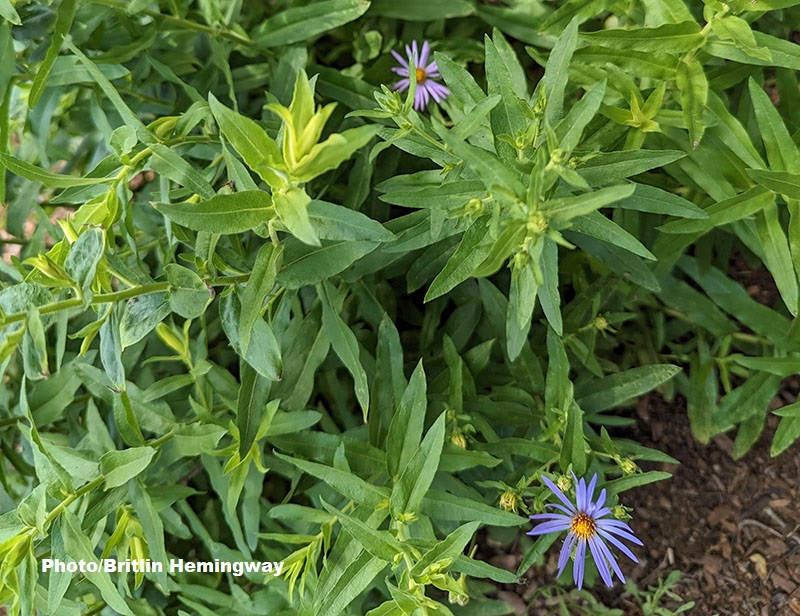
[391,40,450,111]
[528,473,643,590]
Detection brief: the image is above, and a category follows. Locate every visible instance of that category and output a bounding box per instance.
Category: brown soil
[620,391,800,616]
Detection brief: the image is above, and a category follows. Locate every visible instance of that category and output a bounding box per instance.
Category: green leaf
[391,412,445,516]
[0,0,21,24]
[772,410,800,457]
[570,211,656,260]
[208,93,284,187]
[539,239,562,335]
[0,152,114,188]
[322,500,402,562]
[129,480,168,588]
[293,124,379,182]
[320,281,370,419]
[119,292,170,349]
[369,0,473,19]
[576,365,682,413]
[239,243,281,356]
[220,290,282,381]
[546,184,636,223]
[747,169,800,200]
[755,205,798,316]
[386,360,427,479]
[421,490,526,527]
[315,552,388,616]
[149,143,216,200]
[582,21,704,52]
[255,0,370,48]
[154,190,274,233]
[22,307,49,380]
[603,470,672,494]
[99,305,125,389]
[61,511,134,615]
[410,521,481,578]
[578,150,685,185]
[426,217,493,301]
[542,16,579,124]
[100,447,156,489]
[676,58,708,146]
[278,240,378,288]
[275,453,390,509]
[560,402,586,475]
[308,200,394,241]
[274,186,319,246]
[237,361,272,458]
[165,263,213,319]
[64,228,104,300]
[658,186,774,234]
[749,79,800,173]
[615,184,707,219]
[29,0,76,108]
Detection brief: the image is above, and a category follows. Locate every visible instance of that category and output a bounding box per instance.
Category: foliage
[0,0,799,614]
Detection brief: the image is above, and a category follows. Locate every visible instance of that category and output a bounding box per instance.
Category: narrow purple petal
[426,81,449,100]
[419,41,430,67]
[546,503,575,516]
[540,475,576,513]
[529,512,572,522]
[596,520,643,545]
[391,49,408,67]
[597,529,640,563]
[591,488,607,512]
[393,79,410,93]
[528,519,573,535]
[412,40,419,65]
[585,475,598,509]
[426,60,439,73]
[391,67,409,76]
[557,532,578,577]
[593,535,626,583]
[573,540,586,589]
[576,476,587,511]
[588,536,614,587]
[591,506,613,519]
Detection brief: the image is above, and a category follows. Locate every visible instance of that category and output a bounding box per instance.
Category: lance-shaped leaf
[236,361,272,458]
[220,290,282,382]
[546,184,635,224]
[582,21,705,52]
[29,0,77,108]
[320,281,370,419]
[386,361,427,479]
[292,124,379,182]
[154,190,274,233]
[577,150,685,185]
[275,453,390,509]
[676,58,708,147]
[274,186,319,246]
[542,17,579,124]
[208,93,284,187]
[426,216,493,301]
[748,78,800,173]
[410,521,481,578]
[390,412,446,516]
[575,365,682,413]
[254,0,370,48]
[747,169,800,200]
[0,153,114,188]
[321,500,404,562]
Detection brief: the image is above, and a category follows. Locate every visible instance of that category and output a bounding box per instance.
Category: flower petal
[557,532,578,578]
[393,79,410,93]
[391,49,408,67]
[597,528,640,563]
[585,474,598,509]
[419,40,430,67]
[593,535,626,583]
[575,475,587,511]
[528,519,573,535]
[573,540,586,589]
[588,536,614,587]
[541,475,576,513]
[596,520,643,545]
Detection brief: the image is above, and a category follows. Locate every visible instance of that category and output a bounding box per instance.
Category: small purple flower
[528,473,643,589]
[391,40,450,111]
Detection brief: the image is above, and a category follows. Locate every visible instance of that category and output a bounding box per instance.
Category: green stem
[44,476,105,527]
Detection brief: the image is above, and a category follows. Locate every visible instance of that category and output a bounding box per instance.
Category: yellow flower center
[415,67,427,83]
[570,512,596,540]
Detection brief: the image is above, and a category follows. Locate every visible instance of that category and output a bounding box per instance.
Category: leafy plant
[0,0,799,614]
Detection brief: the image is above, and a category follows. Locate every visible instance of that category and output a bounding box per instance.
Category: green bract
[0,1,798,614]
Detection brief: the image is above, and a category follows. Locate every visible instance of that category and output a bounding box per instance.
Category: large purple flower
[528,473,643,589]
[391,40,450,111]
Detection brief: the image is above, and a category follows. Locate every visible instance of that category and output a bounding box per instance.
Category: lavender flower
[528,473,643,589]
[391,40,449,111]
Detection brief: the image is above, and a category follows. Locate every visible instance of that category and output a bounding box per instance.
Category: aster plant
[529,474,643,589]
[391,40,450,110]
